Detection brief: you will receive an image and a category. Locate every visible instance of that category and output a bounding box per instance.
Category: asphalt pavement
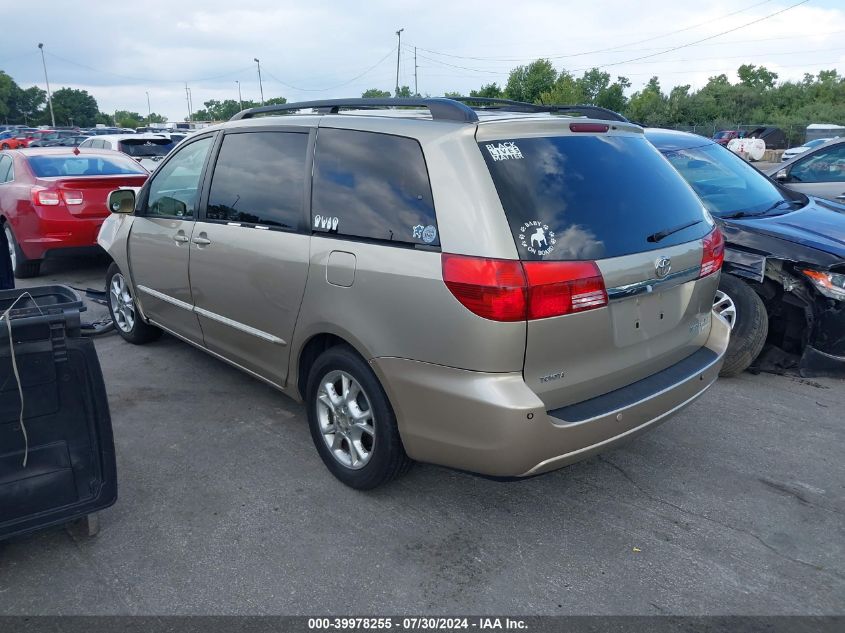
[0,256,843,615]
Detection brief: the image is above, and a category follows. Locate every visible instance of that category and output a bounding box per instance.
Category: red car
[0,148,149,277]
[0,129,41,150]
[712,130,741,146]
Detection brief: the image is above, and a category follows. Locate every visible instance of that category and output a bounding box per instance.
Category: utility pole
[188,88,193,119]
[254,58,264,105]
[395,28,404,97]
[146,91,151,125]
[37,43,55,128]
[236,80,243,110]
[185,84,192,122]
[414,46,418,96]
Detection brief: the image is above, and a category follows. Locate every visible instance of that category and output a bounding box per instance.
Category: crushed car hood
[719,198,845,267]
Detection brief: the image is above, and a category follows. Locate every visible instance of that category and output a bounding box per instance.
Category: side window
[102,141,112,150]
[206,131,308,230]
[790,145,845,183]
[0,156,12,183]
[311,128,439,246]
[78,139,92,148]
[146,136,213,218]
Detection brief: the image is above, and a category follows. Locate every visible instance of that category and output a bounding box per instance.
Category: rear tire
[306,345,412,489]
[4,224,41,278]
[106,263,161,344]
[0,143,10,150]
[716,274,769,377]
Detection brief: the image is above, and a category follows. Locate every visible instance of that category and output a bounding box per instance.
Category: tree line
[4,58,844,143]
[363,60,845,143]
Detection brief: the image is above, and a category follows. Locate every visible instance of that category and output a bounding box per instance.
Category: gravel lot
[1,256,843,615]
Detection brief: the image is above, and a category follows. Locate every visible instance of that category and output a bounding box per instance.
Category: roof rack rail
[449,97,629,122]
[230,98,479,123]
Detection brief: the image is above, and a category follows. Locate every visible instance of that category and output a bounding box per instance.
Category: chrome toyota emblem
[655,256,672,279]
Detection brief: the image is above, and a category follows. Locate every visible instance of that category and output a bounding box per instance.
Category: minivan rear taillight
[441,254,607,322]
[522,260,607,319]
[699,227,725,278]
[441,255,527,322]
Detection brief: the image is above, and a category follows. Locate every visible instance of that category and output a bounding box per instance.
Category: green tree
[443,91,463,98]
[395,85,413,97]
[45,87,99,126]
[737,64,778,90]
[469,83,502,98]
[504,59,557,103]
[625,77,667,125]
[362,88,391,98]
[11,86,46,124]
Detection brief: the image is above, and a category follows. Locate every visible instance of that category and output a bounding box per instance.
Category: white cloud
[2,0,843,121]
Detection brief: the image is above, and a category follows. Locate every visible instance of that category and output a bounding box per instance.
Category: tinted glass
[147,136,212,218]
[312,128,438,246]
[0,156,12,182]
[119,138,173,157]
[206,132,308,230]
[791,145,845,183]
[28,154,148,177]
[658,141,796,216]
[480,135,710,261]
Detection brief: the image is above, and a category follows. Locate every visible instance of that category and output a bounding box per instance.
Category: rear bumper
[372,310,730,478]
[14,215,107,260]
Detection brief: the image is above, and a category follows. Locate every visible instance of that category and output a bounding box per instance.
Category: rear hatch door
[478,125,719,409]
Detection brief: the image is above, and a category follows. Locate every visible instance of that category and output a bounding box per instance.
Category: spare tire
[714,274,769,377]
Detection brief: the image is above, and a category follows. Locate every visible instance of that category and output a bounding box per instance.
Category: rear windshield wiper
[721,198,804,220]
[647,219,703,243]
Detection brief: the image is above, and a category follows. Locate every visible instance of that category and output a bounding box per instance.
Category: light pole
[395,29,404,97]
[254,58,264,106]
[37,43,55,128]
[146,91,152,125]
[236,80,243,110]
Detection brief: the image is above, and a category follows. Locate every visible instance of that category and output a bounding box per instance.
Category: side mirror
[108,189,135,214]
[774,169,789,182]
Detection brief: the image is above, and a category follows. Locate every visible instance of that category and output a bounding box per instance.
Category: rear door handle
[192,237,211,245]
[173,234,189,243]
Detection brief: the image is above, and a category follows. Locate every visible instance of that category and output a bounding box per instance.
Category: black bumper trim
[548,347,719,424]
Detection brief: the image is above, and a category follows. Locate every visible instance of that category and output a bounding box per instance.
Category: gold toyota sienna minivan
[100,98,730,489]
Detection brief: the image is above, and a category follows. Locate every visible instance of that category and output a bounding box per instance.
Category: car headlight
[802,269,845,301]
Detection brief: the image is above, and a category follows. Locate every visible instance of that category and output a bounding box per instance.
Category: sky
[1,0,844,122]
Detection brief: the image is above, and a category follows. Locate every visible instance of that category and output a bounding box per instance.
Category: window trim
[197,126,314,234]
[137,132,218,220]
[310,127,440,250]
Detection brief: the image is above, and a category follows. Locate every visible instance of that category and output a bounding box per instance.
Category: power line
[573,0,812,72]
[406,0,812,77]
[408,0,777,63]
[42,51,255,84]
[261,47,396,92]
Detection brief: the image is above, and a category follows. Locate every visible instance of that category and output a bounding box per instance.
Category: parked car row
[2,98,843,489]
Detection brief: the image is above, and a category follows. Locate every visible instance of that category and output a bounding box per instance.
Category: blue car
[647,128,845,377]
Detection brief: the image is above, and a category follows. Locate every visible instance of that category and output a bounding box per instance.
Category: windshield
[28,154,148,177]
[713,131,731,139]
[480,134,711,261]
[658,141,803,217]
[119,139,173,157]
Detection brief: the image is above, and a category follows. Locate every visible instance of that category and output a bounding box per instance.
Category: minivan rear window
[480,135,710,261]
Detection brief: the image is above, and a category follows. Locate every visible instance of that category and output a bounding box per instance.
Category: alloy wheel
[713,290,737,330]
[4,226,16,271]
[316,370,376,470]
[109,273,136,333]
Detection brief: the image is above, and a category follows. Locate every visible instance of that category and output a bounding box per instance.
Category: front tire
[306,345,411,489]
[106,263,161,344]
[4,224,41,278]
[715,274,769,377]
